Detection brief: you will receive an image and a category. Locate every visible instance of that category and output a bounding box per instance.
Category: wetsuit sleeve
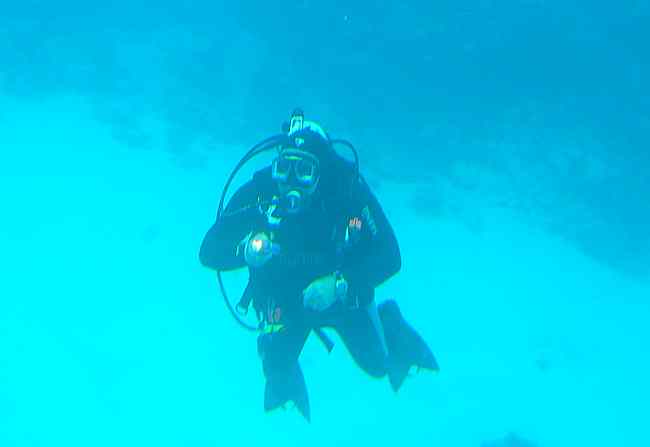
[340,178,402,306]
[199,180,264,271]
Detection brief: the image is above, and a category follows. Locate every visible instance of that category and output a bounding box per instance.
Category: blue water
[1,2,649,446]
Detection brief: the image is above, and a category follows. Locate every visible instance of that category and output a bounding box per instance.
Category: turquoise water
[1,3,649,446]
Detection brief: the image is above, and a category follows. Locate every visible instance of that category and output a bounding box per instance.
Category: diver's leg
[332,301,390,379]
[377,299,439,392]
[257,324,312,421]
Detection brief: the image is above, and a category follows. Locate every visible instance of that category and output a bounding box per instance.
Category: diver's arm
[340,179,402,306]
[199,180,264,271]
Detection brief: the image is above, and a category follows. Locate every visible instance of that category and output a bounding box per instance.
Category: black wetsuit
[199,165,436,421]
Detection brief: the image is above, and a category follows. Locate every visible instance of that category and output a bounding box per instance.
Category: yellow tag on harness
[263,323,285,334]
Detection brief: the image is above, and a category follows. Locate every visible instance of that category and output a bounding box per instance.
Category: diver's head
[271,110,335,214]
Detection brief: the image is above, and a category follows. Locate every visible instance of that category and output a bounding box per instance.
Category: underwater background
[1,1,649,446]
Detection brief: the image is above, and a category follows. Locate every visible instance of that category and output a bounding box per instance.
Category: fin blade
[387,355,411,392]
[263,364,311,422]
[379,299,440,391]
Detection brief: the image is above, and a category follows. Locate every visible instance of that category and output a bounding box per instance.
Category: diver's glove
[240,232,280,268]
[303,271,348,312]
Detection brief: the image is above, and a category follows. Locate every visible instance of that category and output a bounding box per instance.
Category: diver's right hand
[243,232,278,268]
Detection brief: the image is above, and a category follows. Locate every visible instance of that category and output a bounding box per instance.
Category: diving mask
[271,148,320,214]
[271,149,320,190]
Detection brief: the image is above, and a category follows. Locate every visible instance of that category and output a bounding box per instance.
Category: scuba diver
[199,109,438,422]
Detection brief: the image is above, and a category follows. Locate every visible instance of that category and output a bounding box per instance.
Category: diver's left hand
[303,273,338,312]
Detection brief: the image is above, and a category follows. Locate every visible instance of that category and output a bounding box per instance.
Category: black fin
[264,363,311,422]
[386,354,412,392]
[379,300,439,392]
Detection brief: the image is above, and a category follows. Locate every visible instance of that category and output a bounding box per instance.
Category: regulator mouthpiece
[285,190,303,214]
